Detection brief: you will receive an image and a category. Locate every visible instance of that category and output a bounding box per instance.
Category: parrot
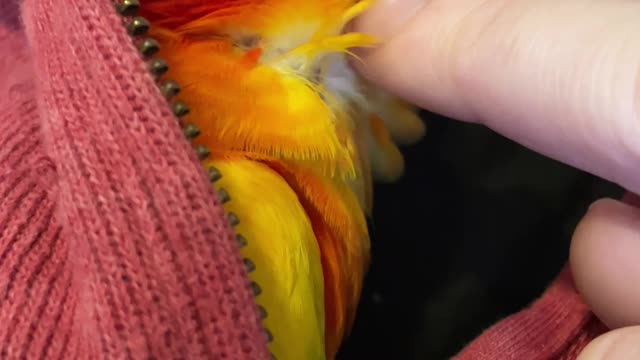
[137,1,426,359]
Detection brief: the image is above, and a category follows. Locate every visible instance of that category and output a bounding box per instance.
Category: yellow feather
[142,1,426,358]
[363,88,427,145]
[208,158,327,360]
[342,0,376,25]
[364,115,406,183]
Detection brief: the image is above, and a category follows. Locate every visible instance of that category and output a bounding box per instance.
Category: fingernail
[351,0,427,40]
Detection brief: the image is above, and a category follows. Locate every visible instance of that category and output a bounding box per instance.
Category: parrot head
[141,0,424,186]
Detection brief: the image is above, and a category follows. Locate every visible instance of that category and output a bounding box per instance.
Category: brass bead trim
[235,234,248,248]
[115,0,139,16]
[264,329,273,343]
[114,0,275,350]
[183,124,200,140]
[138,38,160,58]
[216,189,231,204]
[250,282,262,296]
[257,305,268,319]
[195,144,210,160]
[243,258,256,272]
[127,16,150,36]
[172,100,190,117]
[227,212,240,226]
[149,59,168,77]
[160,80,181,98]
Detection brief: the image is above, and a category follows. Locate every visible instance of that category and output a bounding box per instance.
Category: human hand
[351,0,640,358]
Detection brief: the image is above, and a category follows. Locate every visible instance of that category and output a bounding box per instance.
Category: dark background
[336,111,622,359]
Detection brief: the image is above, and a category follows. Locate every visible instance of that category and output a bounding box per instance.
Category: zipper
[113,1,275,357]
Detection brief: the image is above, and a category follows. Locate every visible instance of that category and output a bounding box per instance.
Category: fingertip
[570,198,640,329]
[577,326,640,360]
[350,0,481,122]
[351,0,427,41]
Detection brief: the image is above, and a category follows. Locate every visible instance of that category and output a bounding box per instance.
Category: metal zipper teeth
[114,0,275,355]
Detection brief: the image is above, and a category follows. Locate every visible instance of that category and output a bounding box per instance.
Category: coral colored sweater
[0,0,608,358]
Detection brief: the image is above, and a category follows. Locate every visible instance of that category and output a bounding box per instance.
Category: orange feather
[139,1,421,358]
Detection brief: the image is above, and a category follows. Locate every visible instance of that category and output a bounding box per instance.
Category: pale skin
[351,0,640,358]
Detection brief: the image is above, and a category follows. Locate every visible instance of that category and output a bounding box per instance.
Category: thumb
[353,0,640,197]
[570,197,640,329]
[577,326,640,360]
[352,0,477,121]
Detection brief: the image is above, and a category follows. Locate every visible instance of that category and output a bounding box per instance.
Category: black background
[337,111,621,359]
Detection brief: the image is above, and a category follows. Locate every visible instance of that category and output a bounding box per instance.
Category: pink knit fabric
[1,0,269,358]
[0,0,608,358]
[454,267,607,359]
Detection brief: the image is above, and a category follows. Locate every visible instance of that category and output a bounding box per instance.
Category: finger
[570,198,640,330]
[577,326,640,360]
[352,0,640,195]
[352,0,477,121]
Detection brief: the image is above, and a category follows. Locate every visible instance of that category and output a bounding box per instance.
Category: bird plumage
[140,1,425,358]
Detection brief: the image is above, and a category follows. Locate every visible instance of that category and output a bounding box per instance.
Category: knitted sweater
[0,0,607,358]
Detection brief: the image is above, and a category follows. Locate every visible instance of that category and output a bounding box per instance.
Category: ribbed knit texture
[454,267,607,359]
[0,0,608,358]
[1,0,270,358]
